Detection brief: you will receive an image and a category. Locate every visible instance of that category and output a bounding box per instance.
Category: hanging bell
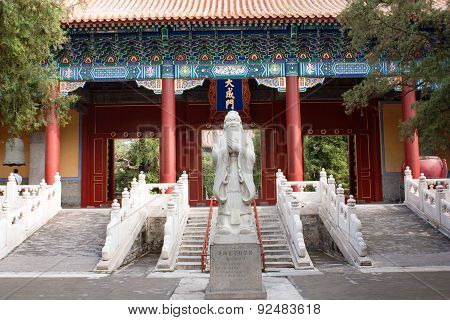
[3,138,25,166]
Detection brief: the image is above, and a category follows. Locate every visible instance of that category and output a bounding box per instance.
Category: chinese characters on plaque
[216,79,243,111]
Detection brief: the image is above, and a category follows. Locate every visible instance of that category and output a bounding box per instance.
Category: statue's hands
[227,138,240,153]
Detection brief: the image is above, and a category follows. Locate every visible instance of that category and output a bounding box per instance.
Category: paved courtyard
[0,204,449,299]
[0,209,110,272]
[356,204,450,268]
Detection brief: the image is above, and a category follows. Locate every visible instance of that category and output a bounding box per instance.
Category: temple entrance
[80,81,383,207]
[303,135,353,195]
[112,138,160,200]
[201,129,262,201]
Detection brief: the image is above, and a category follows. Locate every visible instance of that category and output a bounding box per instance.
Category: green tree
[115,139,160,193]
[304,136,349,189]
[0,0,77,137]
[338,0,449,153]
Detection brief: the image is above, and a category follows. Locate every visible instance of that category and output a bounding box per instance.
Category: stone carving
[212,111,256,236]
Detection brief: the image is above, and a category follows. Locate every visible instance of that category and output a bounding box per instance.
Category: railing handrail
[120,194,163,222]
[201,197,215,272]
[253,200,266,271]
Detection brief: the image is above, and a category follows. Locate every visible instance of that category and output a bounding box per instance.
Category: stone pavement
[0,209,110,272]
[0,204,449,299]
[290,271,450,300]
[0,251,449,299]
[356,204,450,268]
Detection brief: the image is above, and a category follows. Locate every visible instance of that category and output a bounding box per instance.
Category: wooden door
[89,137,108,206]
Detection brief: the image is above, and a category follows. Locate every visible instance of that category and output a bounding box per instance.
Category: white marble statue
[212,111,256,235]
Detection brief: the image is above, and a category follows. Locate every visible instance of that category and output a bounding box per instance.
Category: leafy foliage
[0,0,77,137]
[115,139,160,193]
[338,0,449,153]
[304,136,349,189]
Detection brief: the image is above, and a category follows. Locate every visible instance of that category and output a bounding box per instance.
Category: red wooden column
[401,85,420,178]
[285,75,304,182]
[160,77,177,185]
[45,84,60,184]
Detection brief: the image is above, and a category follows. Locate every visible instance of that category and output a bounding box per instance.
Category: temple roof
[65,0,351,24]
[65,0,448,25]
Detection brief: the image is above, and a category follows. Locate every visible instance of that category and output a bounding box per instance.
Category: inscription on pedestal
[208,243,264,295]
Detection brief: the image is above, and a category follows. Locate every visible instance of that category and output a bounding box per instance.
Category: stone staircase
[176,207,210,270]
[175,206,295,271]
[257,206,295,270]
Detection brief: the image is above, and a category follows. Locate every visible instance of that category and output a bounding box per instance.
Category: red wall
[82,99,383,207]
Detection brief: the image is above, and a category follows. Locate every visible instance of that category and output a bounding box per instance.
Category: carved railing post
[181,170,189,207]
[319,168,327,204]
[336,184,345,227]
[0,200,8,248]
[418,173,427,211]
[22,189,31,227]
[327,175,336,212]
[102,200,121,261]
[6,173,17,205]
[54,172,62,210]
[138,171,146,200]
[161,199,175,260]
[436,184,445,226]
[121,188,130,211]
[346,195,356,240]
[111,199,121,221]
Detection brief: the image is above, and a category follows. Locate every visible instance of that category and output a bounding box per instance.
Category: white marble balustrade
[276,168,369,266]
[0,173,62,259]
[404,167,450,238]
[156,171,190,271]
[97,171,190,271]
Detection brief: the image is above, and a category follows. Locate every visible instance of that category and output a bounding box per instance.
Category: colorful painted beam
[57,61,398,82]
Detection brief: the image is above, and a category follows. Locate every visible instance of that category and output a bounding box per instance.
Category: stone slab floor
[356,204,450,268]
[0,209,110,273]
[0,204,449,299]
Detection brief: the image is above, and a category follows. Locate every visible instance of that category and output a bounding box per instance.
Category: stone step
[261,230,283,235]
[261,235,286,240]
[181,236,205,241]
[183,231,208,236]
[184,226,207,230]
[263,249,291,255]
[177,255,202,263]
[179,244,203,251]
[263,238,286,247]
[258,218,279,222]
[178,250,202,256]
[263,244,290,250]
[188,216,208,222]
[181,240,204,245]
[186,220,207,224]
[185,224,207,228]
[186,221,208,224]
[264,261,295,268]
[175,261,202,270]
[264,255,293,262]
[259,224,281,229]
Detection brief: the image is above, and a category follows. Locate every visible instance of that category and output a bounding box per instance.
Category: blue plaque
[216,79,243,111]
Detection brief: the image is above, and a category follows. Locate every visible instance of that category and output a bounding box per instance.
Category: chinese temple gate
[3,0,429,207]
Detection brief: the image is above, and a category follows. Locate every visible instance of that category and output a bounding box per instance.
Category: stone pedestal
[205,236,266,300]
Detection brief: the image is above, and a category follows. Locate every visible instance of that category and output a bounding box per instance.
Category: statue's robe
[212,131,256,225]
